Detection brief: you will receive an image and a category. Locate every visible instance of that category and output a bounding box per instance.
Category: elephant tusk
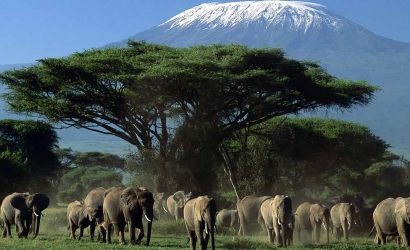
[33,211,40,217]
[205,222,209,234]
[144,214,152,222]
[145,214,152,222]
[348,221,351,230]
[163,204,168,213]
[277,218,282,226]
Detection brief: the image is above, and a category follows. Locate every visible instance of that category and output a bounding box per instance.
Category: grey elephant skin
[166,191,192,221]
[295,202,330,244]
[1,192,49,238]
[216,209,239,232]
[330,202,358,241]
[373,197,410,246]
[236,195,271,236]
[84,187,108,241]
[103,187,154,245]
[66,200,93,240]
[260,195,292,247]
[154,192,168,220]
[184,195,217,250]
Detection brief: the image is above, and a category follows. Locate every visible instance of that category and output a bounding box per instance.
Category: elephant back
[84,187,106,209]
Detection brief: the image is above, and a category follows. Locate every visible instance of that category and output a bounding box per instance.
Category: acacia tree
[0,42,377,194]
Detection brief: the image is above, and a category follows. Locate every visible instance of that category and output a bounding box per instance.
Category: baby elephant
[67,201,94,240]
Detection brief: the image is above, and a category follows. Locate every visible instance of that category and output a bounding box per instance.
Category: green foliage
[56,166,122,203]
[226,117,403,205]
[73,151,125,169]
[0,119,60,197]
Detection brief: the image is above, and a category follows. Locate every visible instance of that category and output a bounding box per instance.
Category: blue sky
[1,0,409,65]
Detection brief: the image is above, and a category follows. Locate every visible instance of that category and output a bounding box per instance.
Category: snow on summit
[161,1,345,33]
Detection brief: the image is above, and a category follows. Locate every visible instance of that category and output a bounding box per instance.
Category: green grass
[0,207,406,249]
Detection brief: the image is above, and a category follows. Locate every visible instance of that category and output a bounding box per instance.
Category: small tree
[0,119,60,197]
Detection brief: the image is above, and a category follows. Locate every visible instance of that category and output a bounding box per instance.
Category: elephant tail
[367,226,375,240]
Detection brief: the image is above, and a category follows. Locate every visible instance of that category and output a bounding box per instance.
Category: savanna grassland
[0,207,403,250]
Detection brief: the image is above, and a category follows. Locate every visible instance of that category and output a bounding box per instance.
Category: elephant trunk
[211,229,215,250]
[205,213,215,250]
[145,208,154,246]
[281,223,287,247]
[146,220,152,246]
[33,213,41,239]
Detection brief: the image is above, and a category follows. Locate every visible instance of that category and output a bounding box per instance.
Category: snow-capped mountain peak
[161,1,345,33]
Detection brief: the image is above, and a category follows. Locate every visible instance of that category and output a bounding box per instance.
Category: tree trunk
[218,145,240,201]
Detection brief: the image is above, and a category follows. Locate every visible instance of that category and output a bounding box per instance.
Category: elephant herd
[2,189,410,249]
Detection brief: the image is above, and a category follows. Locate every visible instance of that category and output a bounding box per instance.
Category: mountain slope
[110,1,410,155]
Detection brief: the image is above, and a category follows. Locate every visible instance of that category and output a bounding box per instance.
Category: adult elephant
[236,195,271,236]
[166,191,192,221]
[373,197,410,246]
[216,209,239,232]
[259,195,292,247]
[153,192,168,220]
[1,192,49,238]
[184,196,217,250]
[330,202,359,241]
[103,186,154,245]
[295,202,330,244]
[84,187,108,241]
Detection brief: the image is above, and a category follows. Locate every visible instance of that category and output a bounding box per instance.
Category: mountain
[109,1,410,156]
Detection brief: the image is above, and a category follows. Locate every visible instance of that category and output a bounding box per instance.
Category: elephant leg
[203,232,210,250]
[273,225,281,246]
[106,224,112,244]
[188,230,197,250]
[15,219,25,238]
[99,225,106,243]
[128,221,136,244]
[195,224,205,249]
[237,212,245,236]
[112,223,125,244]
[396,219,408,246]
[314,223,320,243]
[70,223,78,240]
[335,227,340,241]
[341,220,348,241]
[89,221,95,241]
[267,227,273,243]
[3,219,11,238]
[79,227,84,240]
[296,225,301,243]
[135,225,144,245]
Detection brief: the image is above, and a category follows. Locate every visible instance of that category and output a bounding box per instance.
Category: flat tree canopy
[0,42,377,150]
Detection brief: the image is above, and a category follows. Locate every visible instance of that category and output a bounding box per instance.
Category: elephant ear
[193,198,202,220]
[120,187,137,208]
[173,191,185,208]
[313,211,320,223]
[33,193,50,211]
[10,195,29,212]
[155,192,165,201]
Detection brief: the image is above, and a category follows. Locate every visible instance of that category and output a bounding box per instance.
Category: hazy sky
[1,0,409,65]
